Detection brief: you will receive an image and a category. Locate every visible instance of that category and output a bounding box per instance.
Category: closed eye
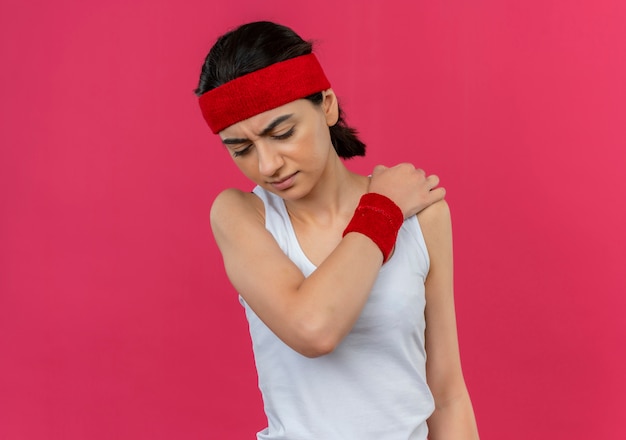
[272,127,295,140]
[232,145,253,157]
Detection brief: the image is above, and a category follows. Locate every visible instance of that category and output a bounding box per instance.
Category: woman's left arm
[418,200,479,440]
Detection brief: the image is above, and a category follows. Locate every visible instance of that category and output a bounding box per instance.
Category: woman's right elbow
[292,324,340,358]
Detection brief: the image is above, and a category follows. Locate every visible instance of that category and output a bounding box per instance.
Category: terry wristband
[342,193,404,263]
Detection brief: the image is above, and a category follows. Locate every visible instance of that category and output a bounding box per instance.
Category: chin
[266,183,309,201]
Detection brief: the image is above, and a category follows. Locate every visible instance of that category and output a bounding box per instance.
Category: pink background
[1,0,625,438]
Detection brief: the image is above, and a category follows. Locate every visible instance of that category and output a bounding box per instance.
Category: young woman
[196,21,479,440]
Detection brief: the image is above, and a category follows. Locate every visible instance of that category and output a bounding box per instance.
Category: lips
[269,172,298,191]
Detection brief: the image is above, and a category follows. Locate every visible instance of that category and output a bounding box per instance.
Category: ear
[322,89,339,126]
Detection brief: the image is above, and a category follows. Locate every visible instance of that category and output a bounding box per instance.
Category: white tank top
[242,186,435,440]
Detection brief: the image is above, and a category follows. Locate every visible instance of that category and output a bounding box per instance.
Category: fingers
[426,174,445,204]
[424,173,445,205]
[426,174,440,190]
[370,164,442,193]
[371,164,387,176]
[427,186,446,203]
[367,163,445,218]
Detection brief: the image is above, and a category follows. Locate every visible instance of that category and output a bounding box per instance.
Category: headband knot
[198,54,331,133]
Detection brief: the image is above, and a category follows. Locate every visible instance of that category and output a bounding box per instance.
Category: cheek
[314,116,334,146]
[310,124,334,158]
[231,155,259,180]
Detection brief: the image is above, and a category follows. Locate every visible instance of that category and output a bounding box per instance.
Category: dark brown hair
[195,21,365,158]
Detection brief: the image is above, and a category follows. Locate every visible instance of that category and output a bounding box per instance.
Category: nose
[257,142,284,177]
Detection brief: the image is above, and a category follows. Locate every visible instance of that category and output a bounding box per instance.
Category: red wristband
[342,193,404,263]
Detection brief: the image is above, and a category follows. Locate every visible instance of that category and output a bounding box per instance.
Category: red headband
[198,54,331,134]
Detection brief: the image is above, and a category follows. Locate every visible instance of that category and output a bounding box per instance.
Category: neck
[284,155,369,227]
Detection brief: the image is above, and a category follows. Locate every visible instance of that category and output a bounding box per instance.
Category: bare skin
[420,201,480,439]
[210,89,478,438]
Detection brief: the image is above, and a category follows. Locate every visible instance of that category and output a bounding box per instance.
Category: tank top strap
[252,186,316,276]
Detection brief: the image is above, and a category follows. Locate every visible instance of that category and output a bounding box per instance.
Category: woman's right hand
[368,163,446,219]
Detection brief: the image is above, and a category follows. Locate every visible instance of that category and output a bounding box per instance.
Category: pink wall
[1,1,625,438]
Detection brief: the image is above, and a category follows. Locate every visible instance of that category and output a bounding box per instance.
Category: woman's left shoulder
[417,199,451,230]
[415,199,453,261]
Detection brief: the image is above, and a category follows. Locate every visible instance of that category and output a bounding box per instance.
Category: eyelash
[232,128,295,157]
[232,146,252,157]
[272,127,295,140]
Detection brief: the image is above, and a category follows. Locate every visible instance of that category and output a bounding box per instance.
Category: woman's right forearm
[286,231,384,357]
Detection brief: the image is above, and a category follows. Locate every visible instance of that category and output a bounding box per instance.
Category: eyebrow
[221,114,294,145]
